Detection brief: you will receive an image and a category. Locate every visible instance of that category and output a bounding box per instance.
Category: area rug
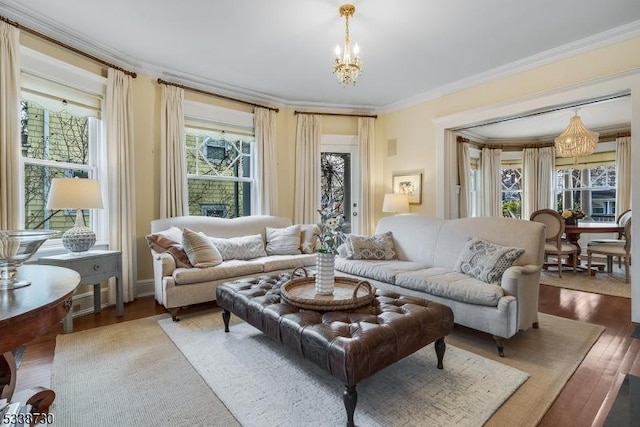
[51,311,603,427]
[158,315,528,427]
[540,266,630,298]
[51,317,240,427]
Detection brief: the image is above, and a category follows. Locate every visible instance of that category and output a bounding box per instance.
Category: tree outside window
[21,101,96,231]
[555,165,616,222]
[501,167,522,218]
[185,131,254,218]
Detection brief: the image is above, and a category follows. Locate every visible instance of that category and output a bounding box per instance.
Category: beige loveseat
[335,214,546,356]
[148,215,316,320]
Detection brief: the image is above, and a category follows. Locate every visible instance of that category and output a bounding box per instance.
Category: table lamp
[46,177,104,253]
[382,193,410,214]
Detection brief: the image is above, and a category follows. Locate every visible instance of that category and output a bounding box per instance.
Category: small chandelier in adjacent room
[554,111,599,163]
[333,4,362,86]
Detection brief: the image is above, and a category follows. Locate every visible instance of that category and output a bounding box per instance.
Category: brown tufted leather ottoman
[216,273,454,427]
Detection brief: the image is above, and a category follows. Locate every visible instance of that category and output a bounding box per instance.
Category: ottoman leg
[222,309,231,332]
[435,337,446,369]
[343,384,357,427]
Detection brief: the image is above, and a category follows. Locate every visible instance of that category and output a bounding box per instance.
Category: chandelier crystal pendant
[554,111,599,164]
[333,4,362,87]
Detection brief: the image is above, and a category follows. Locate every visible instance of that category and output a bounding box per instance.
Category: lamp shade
[382,193,410,214]
[46,178,103,253]
[47,178,103,210]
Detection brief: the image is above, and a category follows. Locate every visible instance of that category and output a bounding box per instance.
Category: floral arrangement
[316,206,347,254]
[560,208,585,220]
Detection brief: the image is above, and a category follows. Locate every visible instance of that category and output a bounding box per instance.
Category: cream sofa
[149,215,316,320]
[335,214,545,356]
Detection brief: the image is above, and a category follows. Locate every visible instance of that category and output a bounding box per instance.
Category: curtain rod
[294,110,377,119]
[455,92,630,131]
[1,15,137,78]
[157,78,279,113]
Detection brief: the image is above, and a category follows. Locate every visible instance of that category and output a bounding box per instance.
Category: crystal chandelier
[333,4,361,87]
[554,111,599,163]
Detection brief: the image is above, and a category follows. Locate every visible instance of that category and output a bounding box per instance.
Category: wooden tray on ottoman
[281,276,376,311]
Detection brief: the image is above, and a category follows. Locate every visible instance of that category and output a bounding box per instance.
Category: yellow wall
[378,36,640,223]
[19,30,640,284]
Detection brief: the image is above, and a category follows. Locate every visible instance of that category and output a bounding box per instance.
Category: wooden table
[564,222,624,271]
[0,265,80,412]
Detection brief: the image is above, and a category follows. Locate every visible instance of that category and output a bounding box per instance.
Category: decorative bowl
[0,230,59,289]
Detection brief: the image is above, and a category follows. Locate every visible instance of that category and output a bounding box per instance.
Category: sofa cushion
[253,254,317,272]
[300,224,321,254]
[345,231,397,260]
[208,234,267,260]
[395,268,504,306]
[335,257,428,284]
[182,228,223,268]
[172,260,264,285]
[265,225,302,256]
[454,238,524,284]
[145,227,192,268]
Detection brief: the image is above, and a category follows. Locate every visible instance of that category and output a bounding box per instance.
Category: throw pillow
[454,238,525,284]
[208,234,267,260]
[300,224,321,254]
[265,225,302,256]
[345,231,397,260]
[182,228,223,268]
[145,227,192,268]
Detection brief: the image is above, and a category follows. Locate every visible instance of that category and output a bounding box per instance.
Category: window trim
[19,48,107,250]
[184,100,256,217]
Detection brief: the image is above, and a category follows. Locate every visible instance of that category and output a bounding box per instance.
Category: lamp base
[62,226,96,253]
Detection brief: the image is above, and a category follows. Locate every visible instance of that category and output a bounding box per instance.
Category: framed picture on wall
[393,173,422,205]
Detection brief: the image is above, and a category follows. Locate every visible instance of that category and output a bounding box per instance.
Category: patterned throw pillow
[345,231,397,260]
[454,238,525,284]
[208,234,267,261]
[182,228,223,268]
[265,225,302,255]
[300,224,321,254]
[145,227,192,268]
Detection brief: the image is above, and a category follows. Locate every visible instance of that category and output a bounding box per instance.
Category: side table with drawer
[37,250,124,332]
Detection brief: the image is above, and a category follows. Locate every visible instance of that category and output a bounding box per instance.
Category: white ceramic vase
[315,252,336,295]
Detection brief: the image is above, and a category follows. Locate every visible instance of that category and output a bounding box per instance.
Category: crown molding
[380,20,640,113]
[3,0,639,114]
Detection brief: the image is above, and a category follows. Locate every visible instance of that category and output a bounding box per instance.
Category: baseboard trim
[136,279,154,298]
[632,323,640,339]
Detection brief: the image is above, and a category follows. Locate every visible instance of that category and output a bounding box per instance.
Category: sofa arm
[153,252,176,277]
[500,264,542,331]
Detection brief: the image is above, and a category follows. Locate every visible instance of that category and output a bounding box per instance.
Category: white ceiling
[2,0,640,112]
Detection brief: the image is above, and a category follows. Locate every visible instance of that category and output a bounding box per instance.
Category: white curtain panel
[254,108,278,215]
[160,84,187,218]
[481,148,503,217]
[0,22,21,229]
[615,136,632,215]
[358,117,375,234]
[457,140,471,218]
[537,146,555,211]
[522,148,538,220]
[106,69,137,303]
[293,114,321,224]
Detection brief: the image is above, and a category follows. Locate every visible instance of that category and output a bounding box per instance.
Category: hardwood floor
[14,285,640,426]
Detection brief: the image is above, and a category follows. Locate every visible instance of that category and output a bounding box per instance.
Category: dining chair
[587,209,631,270]
[530,209,578,278]
[587,217,632,282]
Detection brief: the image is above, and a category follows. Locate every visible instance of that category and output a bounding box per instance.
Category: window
[19,50,106,242]
[555,164,616,222]
[184,101,256,218]
[501,166,522,219]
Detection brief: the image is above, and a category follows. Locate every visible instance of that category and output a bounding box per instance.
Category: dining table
[564,221,624,272]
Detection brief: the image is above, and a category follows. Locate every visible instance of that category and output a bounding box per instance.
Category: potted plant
[560,207,586,225]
